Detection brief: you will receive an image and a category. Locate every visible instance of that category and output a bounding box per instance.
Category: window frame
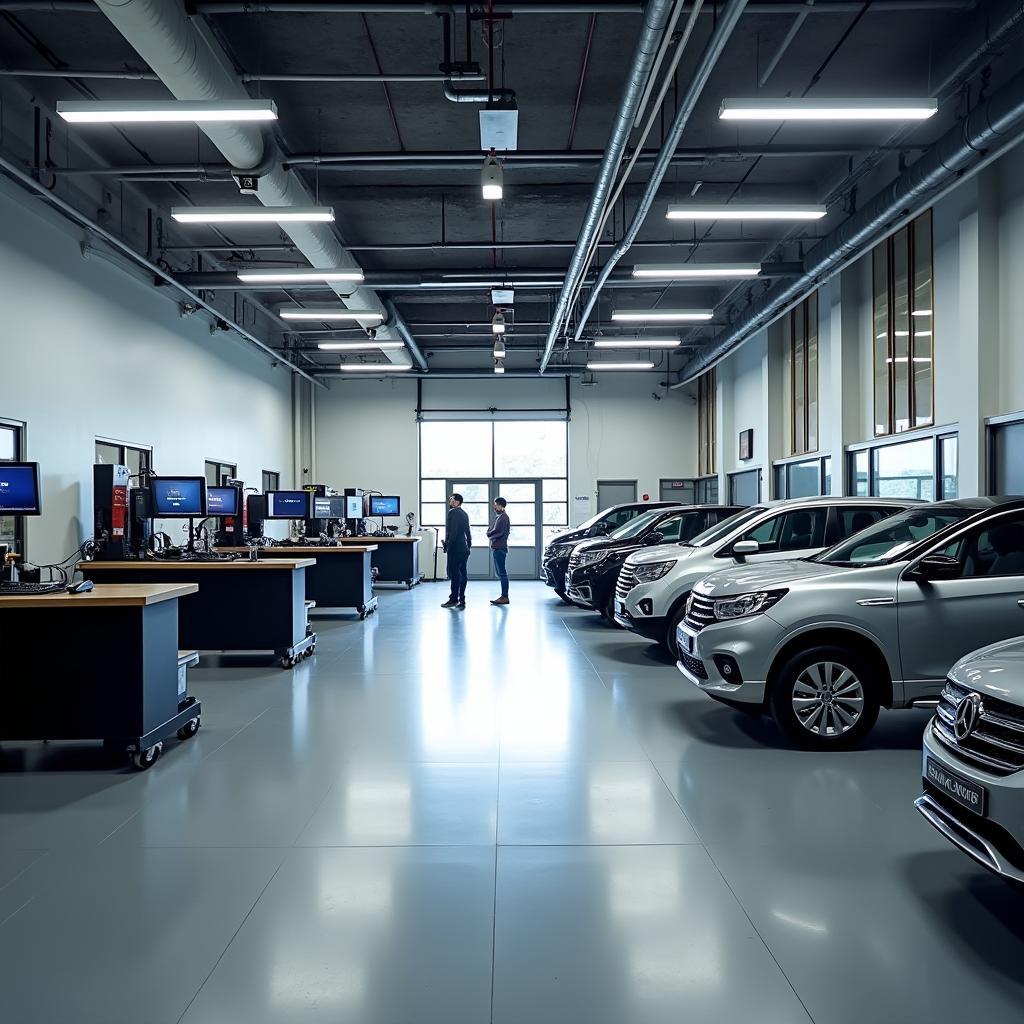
[728,467,762,505]
[772,454,832,500]
[697,369,716,477]
[205,459,238,487]
[0,418,26,557]
[785,291,819,456]
[845,425,957,500]
[94,436,153,480]
[262,470,281,493]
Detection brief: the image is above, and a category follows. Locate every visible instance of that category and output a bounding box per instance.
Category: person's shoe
[457,602,466,610]
[491,596,510,605]
[441,599,458,608]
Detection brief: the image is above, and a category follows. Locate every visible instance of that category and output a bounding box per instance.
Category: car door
[896,510,1024,696]
[723,505,829,564]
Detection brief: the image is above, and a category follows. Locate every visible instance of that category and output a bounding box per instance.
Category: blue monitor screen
[0,463,41,515]
[266,490,311,519]
[207,486,239,517]
[370,495,401,517]
[151,477,206,518]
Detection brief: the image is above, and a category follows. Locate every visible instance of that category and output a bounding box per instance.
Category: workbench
[337,536,421,587]
[79,559,317,668]
[0,583,202,769]
[218,545,378,619]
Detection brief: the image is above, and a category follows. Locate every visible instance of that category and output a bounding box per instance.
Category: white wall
[0,178,295,563]
[718,330,766,479]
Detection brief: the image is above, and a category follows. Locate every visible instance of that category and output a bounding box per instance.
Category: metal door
[597,479,637,512]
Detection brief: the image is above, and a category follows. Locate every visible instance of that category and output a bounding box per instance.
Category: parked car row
[541,495,1024,885]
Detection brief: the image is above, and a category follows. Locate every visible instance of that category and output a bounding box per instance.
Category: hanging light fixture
[481,150,504,201]
[492,311,507,334]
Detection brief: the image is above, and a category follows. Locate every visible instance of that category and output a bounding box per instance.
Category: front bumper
[542,557,570,590]
[673,616,773,706]
[566,565,617,611]
[915,722,1024,884]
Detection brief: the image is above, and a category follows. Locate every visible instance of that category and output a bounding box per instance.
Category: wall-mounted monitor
[265,490,312,520]
[345,495,364,519]
[151,476,206,518]
[370,495,401,517]
[313,496,348,520]
[207,486,240,517]
[0,462,42,515]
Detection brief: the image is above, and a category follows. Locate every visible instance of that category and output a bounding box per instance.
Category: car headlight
[712,589,787,620]
[575,549,607,567]
[632,559,676,583]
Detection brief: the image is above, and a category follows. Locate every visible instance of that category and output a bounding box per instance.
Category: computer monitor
[345,494,364,520]
[0,462,42,515]
[207,486,240,517]
[265,490,312,520]
[313,495,348,520]
[369,495,401,517]
[150,476,206,518]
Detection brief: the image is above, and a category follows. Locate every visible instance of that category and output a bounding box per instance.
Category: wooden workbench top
[217,545,378,555]
[0,582,198,609]
[336,536,421,544]
[80,558,317,571]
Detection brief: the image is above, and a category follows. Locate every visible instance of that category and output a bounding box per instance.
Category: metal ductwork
[538,0,676,374]
[93,0,424,370]
[679,63,1024,384]
[442,82,516,103]
[571,0,747,344]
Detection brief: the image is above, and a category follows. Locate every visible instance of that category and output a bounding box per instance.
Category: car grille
[683,593,716,633]
[616,564,638,600]
[932,680,1024,777]
[679,650,708,680]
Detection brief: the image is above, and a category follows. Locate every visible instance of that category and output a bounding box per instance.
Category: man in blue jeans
[487,496,511,605]
[441,492,472,609]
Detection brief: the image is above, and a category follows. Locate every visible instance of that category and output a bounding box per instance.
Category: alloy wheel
[791,661,865,738]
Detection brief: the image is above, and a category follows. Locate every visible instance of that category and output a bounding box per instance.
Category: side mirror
[732,539,760,560]
[644,531,665,546]
[909,553,961,581]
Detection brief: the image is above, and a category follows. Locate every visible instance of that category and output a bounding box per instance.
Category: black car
[564,504,744,621]
[542,501,677,602]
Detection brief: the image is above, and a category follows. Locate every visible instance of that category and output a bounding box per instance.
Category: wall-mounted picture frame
[739,429,753,461]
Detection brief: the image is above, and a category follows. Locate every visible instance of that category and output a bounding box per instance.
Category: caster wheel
[177,717,200,741]
[360,610,367,620]
[132,742,162,770]
[280,656,294,669]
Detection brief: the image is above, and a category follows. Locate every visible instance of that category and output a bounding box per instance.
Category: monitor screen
[207,486,239,517]
[266,490,311,519]
[345,495,364,519]
[313,496,348,520]
[0,462,42,515]
[151,477,206,518]
[370,495,401,517]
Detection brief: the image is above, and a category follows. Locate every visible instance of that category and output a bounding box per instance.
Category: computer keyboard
[0,581,67,595]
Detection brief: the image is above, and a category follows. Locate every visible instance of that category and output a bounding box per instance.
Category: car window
[654,515,685,542]
[939,513,1024,578]
[815,507,972,566]
[692,506,767,547]
[738,508,827,552]
[602,507,640,530]
[679,513,710,543]
[826,506,896,545]
[609,509,663,540]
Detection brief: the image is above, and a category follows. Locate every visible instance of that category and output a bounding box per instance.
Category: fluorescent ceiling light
[238,268,364,283]
[318,342,404,351]
[338,364,412,373]
[482,154,503,201]
[611,309,713,322]
[494,363,506,374]
[593,338,680,349]
[279,305,384,322]
[586,361,656,371]
[632,263,760,279]
[492,312,506,334]
[667,203,825,221]
[57,99,278,124]
[720,97,937,121]
[172,206,334,224]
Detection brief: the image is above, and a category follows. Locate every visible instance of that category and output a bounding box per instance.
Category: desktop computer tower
[246,493,266,540]
[303,483,327,537]
[128,486,152,557]
[214,484,245,547]
[93,464,131,560]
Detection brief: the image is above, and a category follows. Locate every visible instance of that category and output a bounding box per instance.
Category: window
[697,369,716,477]
[0,420,25,556]
[694,476,719,504]
[846,431,956,501]
[940,513,1024,578]
[205,460,237,487]
[95,438,152,480]
[773,455,831,499]
[740,507,827,553]
[784,292,819,455]
[729,468,761,505]
[873,210,934,436]
[825,506,894,546]
[262,470,280,492]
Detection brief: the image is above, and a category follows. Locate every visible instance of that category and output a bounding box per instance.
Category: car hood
[574,536,644,555]
[694,557,849,596]
[950,637,1024,705]
[547,528,588,546]
[625,542,704,566]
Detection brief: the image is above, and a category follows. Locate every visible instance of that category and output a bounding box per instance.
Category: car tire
[662,599,689,657]
[769,645,880,751]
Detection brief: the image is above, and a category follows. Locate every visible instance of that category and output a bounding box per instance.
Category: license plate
[677,628,694,655]
[926,757,987,816]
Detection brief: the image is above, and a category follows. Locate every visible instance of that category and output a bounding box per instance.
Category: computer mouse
[67,580,95,594]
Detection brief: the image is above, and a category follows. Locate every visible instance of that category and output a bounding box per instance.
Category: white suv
[614,497,915,656]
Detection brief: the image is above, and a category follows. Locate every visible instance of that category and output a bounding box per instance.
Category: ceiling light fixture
[611,309,713,322]
[593,338,680,349]
[318,341,404,351]
[492,312,507,334]
[338,364,413,373]
[172,206,334,224]
[279,305,384,322]
[667,203,826,221]
[494,361,506,374]
[719,97,937,121]
[238,268,364,283]
[481,151,503,201]
[57,99,278,124]
[632,263,761,279]
[493,337,507,359]
[586,361,656,371]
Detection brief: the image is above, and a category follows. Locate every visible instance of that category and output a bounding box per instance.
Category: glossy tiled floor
[2,581,1024,1023]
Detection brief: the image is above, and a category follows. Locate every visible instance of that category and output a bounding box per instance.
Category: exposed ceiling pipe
[569,0,747,346]
[93,0,423,370]
[442,82,515,102]
[538,0,676,375]
[0,67,484,83]
[679,65,1024,385]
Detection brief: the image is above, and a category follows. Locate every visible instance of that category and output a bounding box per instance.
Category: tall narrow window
[697,368,716,477]
[873,209,934,436]
[205,460,237,486]
[785,292,818,455]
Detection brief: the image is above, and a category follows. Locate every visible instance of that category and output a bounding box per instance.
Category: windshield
[814,506,974,566]
[690,507,767,548]
[610,509,667,540]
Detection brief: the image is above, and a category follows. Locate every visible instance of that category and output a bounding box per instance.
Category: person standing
[441,492,472,609]
[487,496,511,605]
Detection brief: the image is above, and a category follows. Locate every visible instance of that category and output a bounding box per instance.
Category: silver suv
[615,497,913,655]
[676,498,1024,750]
[916,637,1024,885]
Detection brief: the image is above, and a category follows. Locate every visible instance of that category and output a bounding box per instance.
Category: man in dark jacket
[441,492,472,609]
[487,496,511,605]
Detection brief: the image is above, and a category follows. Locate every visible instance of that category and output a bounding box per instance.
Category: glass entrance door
[446,479,541,580]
